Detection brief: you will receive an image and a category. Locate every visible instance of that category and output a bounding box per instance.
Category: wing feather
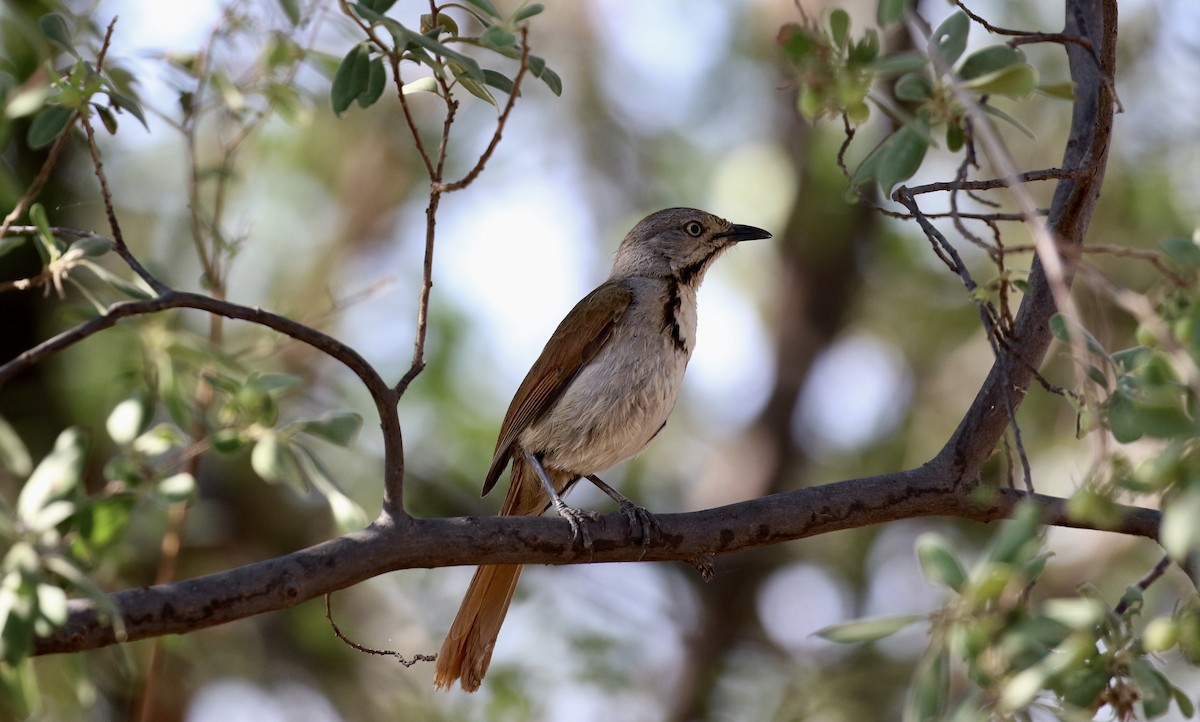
[481,280,632,495]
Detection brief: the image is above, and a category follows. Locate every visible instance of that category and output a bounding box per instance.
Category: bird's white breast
[520,277,697,475]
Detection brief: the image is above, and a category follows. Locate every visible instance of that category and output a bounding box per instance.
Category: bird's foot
[586,474,659,558]
[549,496,601,550]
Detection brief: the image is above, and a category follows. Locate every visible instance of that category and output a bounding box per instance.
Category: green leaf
[0,572,36,665]
[1160,236,1200,271]
[462,0,501,19]
[35,584,67,628]
[1170,683,1195,717]
[94,103,118,134]
[362,0,399,12]
[852,122,929,194]
[929,11,969,67]
[451,61,497,106]
[915,533,967,592]
[1107,390,1144,443]
[1130,659,1172,718]
[1161,486,1200,561]
[276,0,301,25]
[536,65,563,96]
[513,3,544,22]
[904,648,948,722]
[132,423,187,457]
[29,500,74,533]
[958,45,1024,80]
[400,28,485,81]
[895,72,933,101]
[870,52,928,77]
[877,0,909,27]
[978,104,1035,138]
[27,105,75,149]
[478,26,516,52]
[16,429,87,529]
[157,473,196,503]
[850,31,879,65]
[38,14,77,57]
[1037,81,1075,100]
[292,443,368,532]
[0,235,26,260]
[246,373,304,394]
[78,494,135,549]
[946,123,964,152]
[815,614,925,643]
[0,416,32,477]
[1048,314,1110,360]
[358,56,387,108]
[28,203,58,263]
[482,69,515,95]
[331,44,370,115]
[65,236,113,259]
[402,77,439,95]
[1042,598,1105,630]
[961,63,1038,98]
[984,501,1042,565]
[108,89,148,129]
[828,9,850,47]
[296,412,363,447]
[251,433,304,490]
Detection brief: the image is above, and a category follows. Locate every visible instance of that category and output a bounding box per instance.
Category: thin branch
[325,594,436,666]
[1114,555,1174,616]
[906,168,1082,196]
[0,289,408,514]
[78,114,168,295]
[436,28,531,193]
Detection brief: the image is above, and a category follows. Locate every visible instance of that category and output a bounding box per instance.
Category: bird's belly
[519,337,688,475]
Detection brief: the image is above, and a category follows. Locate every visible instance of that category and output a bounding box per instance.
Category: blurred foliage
[0,0,1198,721]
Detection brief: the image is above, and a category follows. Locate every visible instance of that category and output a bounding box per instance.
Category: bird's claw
[551,497,601,550]
[617,499,660,559]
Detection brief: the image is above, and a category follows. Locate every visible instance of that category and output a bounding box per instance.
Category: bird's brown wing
[481,279,633,495]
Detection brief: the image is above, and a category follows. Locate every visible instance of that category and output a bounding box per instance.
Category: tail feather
[434,459,566,691]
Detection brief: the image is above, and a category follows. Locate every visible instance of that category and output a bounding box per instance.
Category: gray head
[610,207,772,283]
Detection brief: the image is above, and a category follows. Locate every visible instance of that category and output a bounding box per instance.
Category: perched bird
[434,207,771,692]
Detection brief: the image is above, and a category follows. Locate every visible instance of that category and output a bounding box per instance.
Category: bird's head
[610,207,772,283]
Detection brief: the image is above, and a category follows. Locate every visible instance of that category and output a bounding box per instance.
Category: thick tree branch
[33,473,1160,656]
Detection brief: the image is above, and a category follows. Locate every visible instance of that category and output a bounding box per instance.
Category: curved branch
[0,290,408,515]
[935,0,1117,481]
[33,472,1161,656]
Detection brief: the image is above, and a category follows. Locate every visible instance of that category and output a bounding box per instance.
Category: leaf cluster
[820,504,1194,721]
[331,0,560,115]
[779,7,1062,194]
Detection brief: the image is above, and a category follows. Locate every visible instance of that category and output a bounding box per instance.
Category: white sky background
[79,0,1200,718]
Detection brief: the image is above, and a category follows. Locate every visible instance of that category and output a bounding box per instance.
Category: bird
[433,207,771,692]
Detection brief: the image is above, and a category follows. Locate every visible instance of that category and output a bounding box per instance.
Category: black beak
[716,223,772,243]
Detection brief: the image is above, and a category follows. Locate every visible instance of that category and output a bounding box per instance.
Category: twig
[437,28,531,193]
[1114,555,1173,616]
[896,187,1034,490]
[78,114,168,294]
[906,168,1081,196]
[324,593,436,666]
[393,29,533,397]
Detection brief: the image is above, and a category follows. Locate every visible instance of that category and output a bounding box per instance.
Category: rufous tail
[434,459,561,691]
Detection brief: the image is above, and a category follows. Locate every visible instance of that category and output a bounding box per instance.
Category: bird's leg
[585,474,659,559]
[525,452,599,549]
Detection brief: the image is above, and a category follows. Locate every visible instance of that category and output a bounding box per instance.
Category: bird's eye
[685,221,704,237]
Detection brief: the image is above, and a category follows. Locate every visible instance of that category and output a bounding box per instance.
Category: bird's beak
[716,224,772,243]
